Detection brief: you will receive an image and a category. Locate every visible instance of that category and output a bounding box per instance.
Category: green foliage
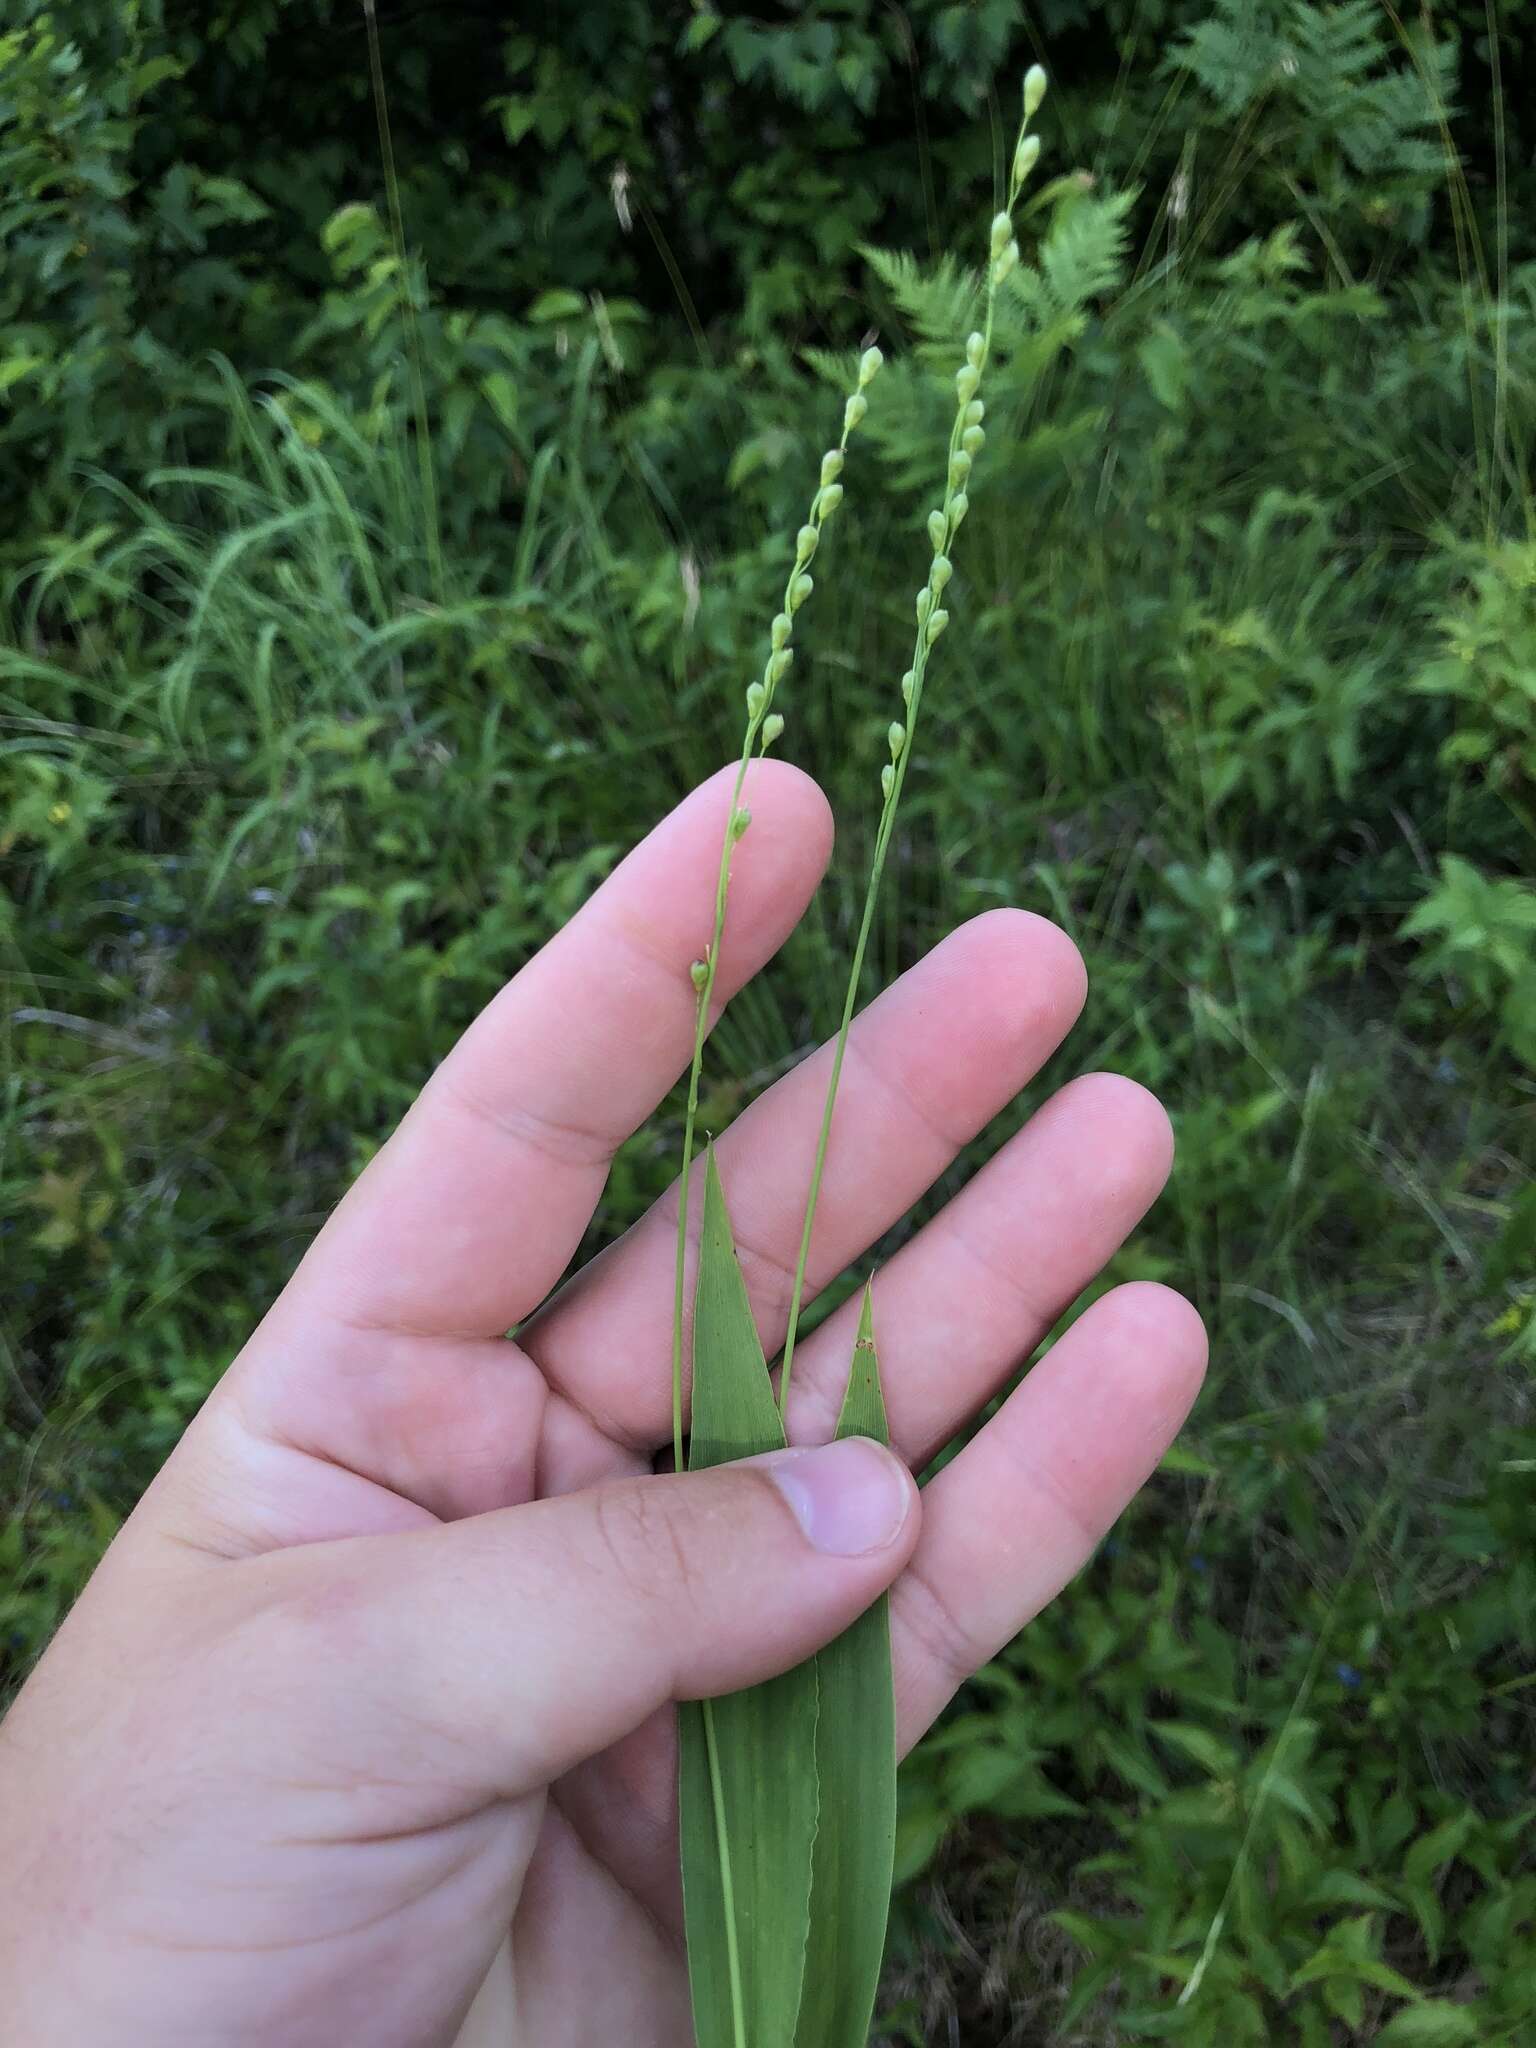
[4,3,1535,2042]
[1415,538,1536,799]
[1171,0,1457,251]
[894,1421,1536,2041]
[1403,857,1536,1070]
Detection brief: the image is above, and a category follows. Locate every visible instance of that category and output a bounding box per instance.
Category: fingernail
[763,1438,911,1556]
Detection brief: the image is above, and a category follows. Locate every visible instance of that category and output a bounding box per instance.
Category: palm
[151,765,1200,2044]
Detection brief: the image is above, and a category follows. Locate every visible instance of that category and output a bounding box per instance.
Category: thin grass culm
[776,66,1049,1420]
[669,344,884,1468]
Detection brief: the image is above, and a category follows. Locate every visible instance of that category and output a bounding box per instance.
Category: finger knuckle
[591,1481,699,1604]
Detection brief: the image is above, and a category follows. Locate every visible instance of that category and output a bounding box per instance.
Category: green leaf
[480,371,519,435]
[194,173,272,225]
[1376,2004,1481,2046]
[680,1149,816,2048]
[1139,321,1190,410]
[1404,1810,1474,1886]
[527,288,586,323]
[794,1282,896,2048]
[1151,1720,1239,1777]
[890,1795,947,1886]
[0,354,45,399]
[1306,1869,1396,1911]
[1158,1441,1219,1477]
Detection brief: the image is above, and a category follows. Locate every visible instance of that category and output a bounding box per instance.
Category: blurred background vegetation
[2,1,1533,2040]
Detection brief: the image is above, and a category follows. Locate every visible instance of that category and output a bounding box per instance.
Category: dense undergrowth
[3,2,1534,2040]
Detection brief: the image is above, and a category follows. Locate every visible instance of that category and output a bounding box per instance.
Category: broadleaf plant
[676,65,1050,2048]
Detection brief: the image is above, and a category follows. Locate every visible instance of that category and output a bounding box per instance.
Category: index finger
[283,762,834,1339]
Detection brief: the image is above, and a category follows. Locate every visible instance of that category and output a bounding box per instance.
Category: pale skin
[0,764,1206,2047]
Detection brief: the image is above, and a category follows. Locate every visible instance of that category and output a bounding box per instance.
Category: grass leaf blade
[681,1147,818,2048]
[795,1282,897,2048]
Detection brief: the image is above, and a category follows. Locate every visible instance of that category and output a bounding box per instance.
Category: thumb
[334,1438,919,1794]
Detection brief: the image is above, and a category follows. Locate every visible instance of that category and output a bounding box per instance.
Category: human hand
[0,766,1205,2047]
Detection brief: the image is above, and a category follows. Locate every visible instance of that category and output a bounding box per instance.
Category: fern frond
[861,244,980,350]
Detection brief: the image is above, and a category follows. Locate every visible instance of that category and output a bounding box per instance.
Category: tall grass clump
[674,68,1050,2048]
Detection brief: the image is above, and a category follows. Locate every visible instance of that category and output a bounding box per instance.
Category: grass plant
[676,69,1050,2048]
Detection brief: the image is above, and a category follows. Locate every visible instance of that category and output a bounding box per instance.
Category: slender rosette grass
[777,66,1049,1418]
[669,346,884,1465]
